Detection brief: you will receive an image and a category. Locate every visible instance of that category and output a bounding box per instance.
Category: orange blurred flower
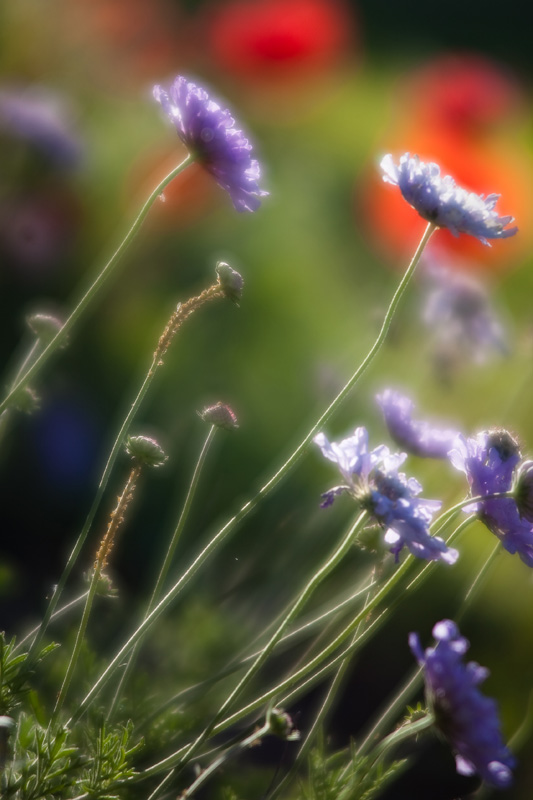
[359,54,533,273]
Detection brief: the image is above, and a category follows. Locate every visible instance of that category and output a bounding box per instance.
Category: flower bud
[26,312,64,342]
[216,261,244,304]
[125,435,167,467]
[199,402,239,431]
[267,707,300,741]
[515,460,533,522]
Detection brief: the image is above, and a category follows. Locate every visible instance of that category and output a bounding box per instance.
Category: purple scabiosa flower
[409,620,515,788]
[153,76,268,212]
[314,427,458,564]
[0,86,83,169]
[449,430,533,566]
[381,153,518,246]
[376,389,460,459]
[421,259,508,368]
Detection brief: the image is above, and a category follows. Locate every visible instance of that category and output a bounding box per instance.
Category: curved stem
[370,713,434,761]
[52,463,142,723]
[0,154,193,415]
[28,281,222,665]
[107,425,218,719]
[174,510,369,770]
[67,223,435,724]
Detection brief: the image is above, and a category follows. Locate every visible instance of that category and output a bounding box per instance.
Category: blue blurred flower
[314,428,458,564]
[377,389,460,459]
[449,430,533,566]
[421,260,508,366]
[0,86,83,169]
[381,153,518,246]
[153,76,268,212]
[410,619,515,788]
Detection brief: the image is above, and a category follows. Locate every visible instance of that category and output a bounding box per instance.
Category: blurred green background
[2,1,533,797]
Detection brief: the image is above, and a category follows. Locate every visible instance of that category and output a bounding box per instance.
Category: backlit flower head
[381,153,518,246]
[314,427,457,564]
[449,430,533,566]
[376,389,460,459]
[410,620,515,788]
[153,76,268,212]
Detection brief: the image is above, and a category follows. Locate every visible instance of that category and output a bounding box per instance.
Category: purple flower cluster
[410,620,515,788]
[153,76,268,213]
[381,153,518,246]
[449,431,533,566]
[377,389,459,459]
[314,427,458,564]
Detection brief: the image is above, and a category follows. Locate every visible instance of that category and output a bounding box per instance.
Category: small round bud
[26,312,64,342]
[216,261,244,305]
[486,429,521,462]
[515,460,533,522]
[199,402,239,431]
[267,707,300,741]
[125,435,167,467]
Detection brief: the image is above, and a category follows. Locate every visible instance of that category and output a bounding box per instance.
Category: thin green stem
[107,425,218,719]
[68,222,435,724]
[269,580,375,800]
[150,425,218,606]
[28,281,222,665]
[14,591,89,652]
[52,463,141,722]
[168,510,370,771]
[369,713,434,762]
[182,722,270,799]
[139,576,376,730]
[0,155,193,416]
[431,491,514,536]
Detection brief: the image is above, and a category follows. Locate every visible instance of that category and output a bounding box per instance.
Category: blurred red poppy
[205,0,354,83]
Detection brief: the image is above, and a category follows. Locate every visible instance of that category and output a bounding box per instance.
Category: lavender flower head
[381,153,518,246]
[0,86,83,169]
[377,389,459,459]
[153,76,268,212]
[410,620,515,788]
[449,430,533,566]
[422,259,508,366]
[314,427,458,565]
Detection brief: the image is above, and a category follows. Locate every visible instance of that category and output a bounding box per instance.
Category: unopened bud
[216,261,244,305]
[26,312,64,343]
[267,707,300,741]
[515,460,533,522]
[199,402,239,431]
[125,435,167,467]
[486,429,521,462]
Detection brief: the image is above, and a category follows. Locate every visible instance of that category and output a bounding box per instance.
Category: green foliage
[3,717,80,799]
[0,635,58,716]
[78,721,142,799]
[299,737,407,800]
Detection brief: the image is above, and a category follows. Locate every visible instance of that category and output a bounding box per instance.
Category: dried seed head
[216,261,244,304]
[199,402,239,431]
[125,435,167,467]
